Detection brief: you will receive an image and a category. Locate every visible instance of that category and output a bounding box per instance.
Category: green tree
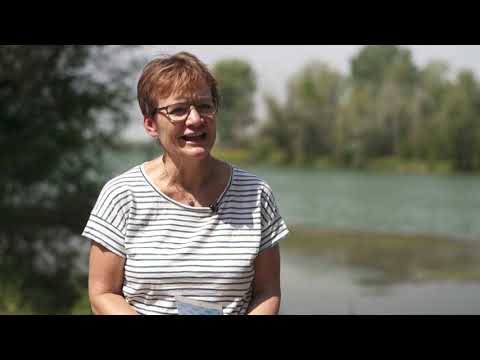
[0,45,137,313]
[346,46,419,161]
[438,70,480,171]
[212,59,257,147]
[287,62,345,164]
[260,62,345,165]
[408,61,451,161]
[254,45,480,174]
[257,94,297,164]
[351,45,417,89]
[337,85,377,167]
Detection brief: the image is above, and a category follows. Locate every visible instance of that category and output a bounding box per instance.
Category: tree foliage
[258,45,480,172]
[0,45,137,313]
[260,62,345,165]
[212,59,257,147]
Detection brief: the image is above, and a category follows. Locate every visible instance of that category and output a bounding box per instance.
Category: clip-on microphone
[209,202,219,213]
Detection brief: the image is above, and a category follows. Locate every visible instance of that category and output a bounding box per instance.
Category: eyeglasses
[152,101,218,123]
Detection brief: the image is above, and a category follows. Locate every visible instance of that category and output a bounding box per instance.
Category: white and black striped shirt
[82,163,289,315]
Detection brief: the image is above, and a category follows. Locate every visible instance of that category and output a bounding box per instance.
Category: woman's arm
[247,244,281,315]
[88,242,139,315]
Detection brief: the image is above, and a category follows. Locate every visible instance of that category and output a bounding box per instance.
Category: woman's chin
[181,146,211,159]
[176,137,214,159]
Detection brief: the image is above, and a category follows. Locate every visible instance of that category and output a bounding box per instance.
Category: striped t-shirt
[82,162,289,315]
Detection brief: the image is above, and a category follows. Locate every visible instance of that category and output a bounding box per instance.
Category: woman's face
[146,82,217,160]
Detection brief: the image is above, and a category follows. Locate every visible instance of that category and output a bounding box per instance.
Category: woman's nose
[185,106,203,126]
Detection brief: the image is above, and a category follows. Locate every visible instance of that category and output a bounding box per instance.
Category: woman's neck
[161,152,217,194]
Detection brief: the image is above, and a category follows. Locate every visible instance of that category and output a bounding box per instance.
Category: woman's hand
[247,244,281,315]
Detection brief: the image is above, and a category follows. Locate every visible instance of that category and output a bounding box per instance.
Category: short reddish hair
[137,51,219,117]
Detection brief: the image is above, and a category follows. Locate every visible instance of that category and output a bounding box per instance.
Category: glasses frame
[151,101,218,124]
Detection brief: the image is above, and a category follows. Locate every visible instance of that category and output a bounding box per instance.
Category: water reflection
[281,252,480,315]
[283,227,480,285]
[279,227,480,314]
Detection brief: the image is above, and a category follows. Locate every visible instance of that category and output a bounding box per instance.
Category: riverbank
[114,141,464,176]
[214,148,457,176]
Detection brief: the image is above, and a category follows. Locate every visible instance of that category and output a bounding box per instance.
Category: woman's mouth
[181,132,207,143]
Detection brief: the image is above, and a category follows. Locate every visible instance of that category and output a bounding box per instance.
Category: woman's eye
[197,103,214,112]
[169,105,188,115]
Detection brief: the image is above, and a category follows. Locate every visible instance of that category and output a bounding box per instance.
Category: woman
[82,52,289,315]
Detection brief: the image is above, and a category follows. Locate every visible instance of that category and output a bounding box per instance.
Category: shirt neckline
[139,161,234,213]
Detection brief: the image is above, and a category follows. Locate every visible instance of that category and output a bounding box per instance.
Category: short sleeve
[82,179,131,258]
[259,185,289,253]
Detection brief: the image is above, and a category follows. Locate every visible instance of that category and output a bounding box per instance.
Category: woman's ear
[144,117,159,138]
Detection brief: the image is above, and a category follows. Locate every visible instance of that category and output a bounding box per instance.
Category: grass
[366,156,453,175]
[70,290,92,315]
[212,147,459,175]
[211,147,252,166]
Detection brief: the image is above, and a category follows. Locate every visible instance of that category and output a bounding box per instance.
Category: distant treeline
[211,46,480,173]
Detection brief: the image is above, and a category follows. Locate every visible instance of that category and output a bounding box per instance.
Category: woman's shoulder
[100,164,145,195]
[230,164,274,193]
[91,165,144,215]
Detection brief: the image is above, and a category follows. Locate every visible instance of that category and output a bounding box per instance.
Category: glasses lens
[167,103,190,121]
[196,102,216,116]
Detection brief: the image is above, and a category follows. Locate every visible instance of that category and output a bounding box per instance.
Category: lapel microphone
[209,202,219,213]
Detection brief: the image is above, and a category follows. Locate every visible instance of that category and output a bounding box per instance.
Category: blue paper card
[175,295,223,315]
